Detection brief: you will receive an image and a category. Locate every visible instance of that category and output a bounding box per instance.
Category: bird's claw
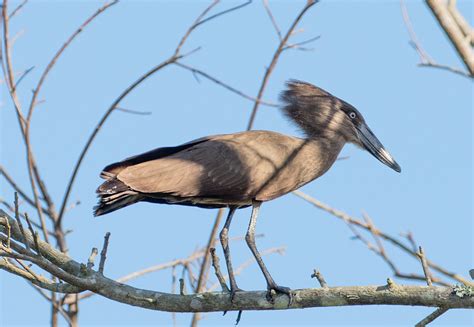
[266,284,292,305]
[229,287,244,303]
[222,286,243,316]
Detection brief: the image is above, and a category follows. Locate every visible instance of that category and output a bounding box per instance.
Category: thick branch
[1,210,472,313]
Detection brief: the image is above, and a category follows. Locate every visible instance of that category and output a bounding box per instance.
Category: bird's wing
[115,136,254,199]
[100,135,225,178]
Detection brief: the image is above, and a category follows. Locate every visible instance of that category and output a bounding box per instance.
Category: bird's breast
[229,136,341,201]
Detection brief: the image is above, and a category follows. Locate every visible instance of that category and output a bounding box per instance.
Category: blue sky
[1,0,472,326]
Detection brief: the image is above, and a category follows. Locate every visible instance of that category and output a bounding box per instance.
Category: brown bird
[94,80,400,300]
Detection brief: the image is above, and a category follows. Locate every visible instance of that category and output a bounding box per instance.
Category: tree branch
[174,62,277,107]
[400,0,472,78]
[246,0,318,130]
[292,190,473,286]
[425,0,474,76]
[1,210,472,313]
[447,0,474,46]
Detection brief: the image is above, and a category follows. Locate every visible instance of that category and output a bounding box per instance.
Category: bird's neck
[306,135,346,178]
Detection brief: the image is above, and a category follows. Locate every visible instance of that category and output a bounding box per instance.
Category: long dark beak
[356,123,401,173]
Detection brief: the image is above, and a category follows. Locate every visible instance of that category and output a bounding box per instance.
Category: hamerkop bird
[95,80,400,300]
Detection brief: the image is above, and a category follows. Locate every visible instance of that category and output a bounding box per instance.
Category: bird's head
[280,80,401,173]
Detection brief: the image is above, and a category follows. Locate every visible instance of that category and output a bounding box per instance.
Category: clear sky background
[1,0,472,326]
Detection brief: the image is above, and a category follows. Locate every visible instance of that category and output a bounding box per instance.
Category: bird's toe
[230,287,244,303]
[266,284,292,304]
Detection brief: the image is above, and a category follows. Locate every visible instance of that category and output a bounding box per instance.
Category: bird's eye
[349,112,357,119]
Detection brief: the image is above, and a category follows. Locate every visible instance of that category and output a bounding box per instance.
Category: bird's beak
[356,123,401,173]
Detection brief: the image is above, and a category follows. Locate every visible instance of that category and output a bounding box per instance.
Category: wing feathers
[96,131,312,214]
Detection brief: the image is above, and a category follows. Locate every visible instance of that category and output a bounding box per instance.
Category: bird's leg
[245,201,291,302]
[219,206,242,302]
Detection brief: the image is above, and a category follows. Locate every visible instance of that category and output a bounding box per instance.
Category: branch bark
[1,210,472,314]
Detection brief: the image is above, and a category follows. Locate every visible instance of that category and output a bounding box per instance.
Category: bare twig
[98,232,111,274]
[0,255,81,294]
[195,209,223,293]
[191,209,224,326]
[24,213,40,255]
[418,62,471,78]
[418,246,433,286]
[415,307,449,326]
[26,0,119,124]
[116,107,152,115]
[1,1,27,125]
[402,0,474,78]
[401,0,434,64]
[282,35,320,51]
[184,262,198,292]
[174,62,277,107]
[14,258,40,282]
[400,0,472,78]
[311,269,328,288]
[401,231,418,253]
[8,0,28,19]
[293,190,472,286]
[14,193,29,252]
[173,0,220,56]
[426,0,474,75]
[195,0,251,29]
[210,247,230,292]
[263,0,282,41]
[13,65,34,91]
[0,166,46,212]
[87,248,98,269]
[246,0,317,130]
[0,198,54,237]
[174,0,252,56]
[4,215,11,249]
[363,213,386,256]
[32,285,73,325]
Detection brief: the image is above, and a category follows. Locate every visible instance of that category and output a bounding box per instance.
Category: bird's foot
[229,286,244,303]
[266,283,292,305]
[222,286,243,317]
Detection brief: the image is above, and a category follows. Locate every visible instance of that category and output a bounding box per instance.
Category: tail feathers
[94,178,141,216]
[96,177,129,195]
[94,193,141,216]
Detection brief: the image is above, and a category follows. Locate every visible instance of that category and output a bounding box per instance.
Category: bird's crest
[279,80,346,137]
